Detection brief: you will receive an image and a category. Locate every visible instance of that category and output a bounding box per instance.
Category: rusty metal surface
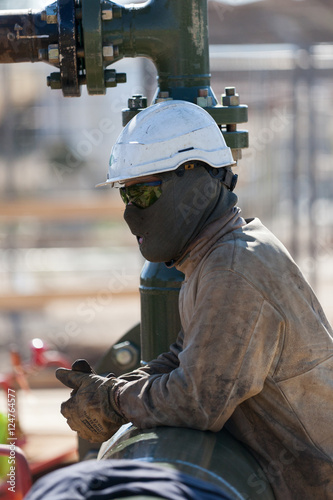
[0,9,57,63]
[58,0,81,97]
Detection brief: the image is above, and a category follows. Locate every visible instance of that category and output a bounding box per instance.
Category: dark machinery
[0,1,276,499]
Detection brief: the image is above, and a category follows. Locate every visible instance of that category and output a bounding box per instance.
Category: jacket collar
[175,207,246,277]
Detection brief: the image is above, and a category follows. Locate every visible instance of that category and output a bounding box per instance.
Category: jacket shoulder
[203,218,295,276]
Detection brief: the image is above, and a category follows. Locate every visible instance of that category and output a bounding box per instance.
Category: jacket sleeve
[117,332,183,382]
[116,269,284,431]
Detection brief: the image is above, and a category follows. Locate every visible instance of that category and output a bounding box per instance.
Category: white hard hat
[96,100,235,188]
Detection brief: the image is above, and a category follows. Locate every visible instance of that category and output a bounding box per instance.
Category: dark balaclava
[124,165,238,264]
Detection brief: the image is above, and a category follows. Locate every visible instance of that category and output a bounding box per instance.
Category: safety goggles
[120,180,162,209]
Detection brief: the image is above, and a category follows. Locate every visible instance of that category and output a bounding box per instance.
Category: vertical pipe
[104,0,213,102]
[140,262,184,363]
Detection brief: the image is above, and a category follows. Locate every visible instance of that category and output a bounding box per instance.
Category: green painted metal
[223,130,249,149]
[82,0,105,94]
[140,262,184,363]
[99,425,275,500]
[206,105,248,125]
[103,0,212,100]
[122,103,248,127]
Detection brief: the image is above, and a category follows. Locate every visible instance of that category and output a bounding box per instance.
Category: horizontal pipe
[0,9,58,63]
[99,425,276,500]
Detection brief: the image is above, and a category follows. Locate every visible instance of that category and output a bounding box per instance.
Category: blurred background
[0,0,332,473]
[0,0,333,373]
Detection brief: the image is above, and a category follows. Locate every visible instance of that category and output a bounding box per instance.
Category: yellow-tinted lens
[120,181,162,209]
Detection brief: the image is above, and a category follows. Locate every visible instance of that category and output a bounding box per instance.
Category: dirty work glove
[56,359,127,443]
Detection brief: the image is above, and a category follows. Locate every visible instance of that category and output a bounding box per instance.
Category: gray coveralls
[116,216,333,499]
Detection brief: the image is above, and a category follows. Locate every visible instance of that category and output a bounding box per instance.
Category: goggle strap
[176,162,238,191]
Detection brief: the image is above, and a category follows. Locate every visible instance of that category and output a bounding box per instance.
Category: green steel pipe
[99,425,275,500]
[0,0,214,100]
[102,0,214,101]
[140,262,184,363]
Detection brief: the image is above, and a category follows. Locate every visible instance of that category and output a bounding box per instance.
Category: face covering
[123,166,238,264]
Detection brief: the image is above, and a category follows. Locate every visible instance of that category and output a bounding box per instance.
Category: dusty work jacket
[117,214,333,499]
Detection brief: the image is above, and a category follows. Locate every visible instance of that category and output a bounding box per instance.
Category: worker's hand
[56,359,126,443]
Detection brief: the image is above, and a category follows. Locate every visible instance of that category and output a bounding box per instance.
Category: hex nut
[105,69,116,88]
[102,44,120,63]
[222,94,240,106]
[45,3,58,24]
[102,7,122,20]
[156,91,173,103]
[47,73,62,89]
[103,45,114,60]
[128,94,148,109]
[198,88,208,97]
[48,44,59,65]
[116,73,126,84]
[38,48,48,61]
[102,9,113,20]
[225,87,236,96]
[197,96,213,108]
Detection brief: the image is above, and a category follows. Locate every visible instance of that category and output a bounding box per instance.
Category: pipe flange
[58,0,81,96]
[82,0,105,95]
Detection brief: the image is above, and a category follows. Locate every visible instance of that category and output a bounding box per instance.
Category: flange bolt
[128,94,148,110]
[222,87,240,107]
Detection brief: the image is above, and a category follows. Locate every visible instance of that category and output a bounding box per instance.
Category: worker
[56,100,333,500]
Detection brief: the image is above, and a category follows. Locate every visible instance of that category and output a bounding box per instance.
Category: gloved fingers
[63,413,106,443]
[71,359,96,374]
[60,396,75,419]
[55,367,90,389]
[56,359,97,389]
[61,397,119,443]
